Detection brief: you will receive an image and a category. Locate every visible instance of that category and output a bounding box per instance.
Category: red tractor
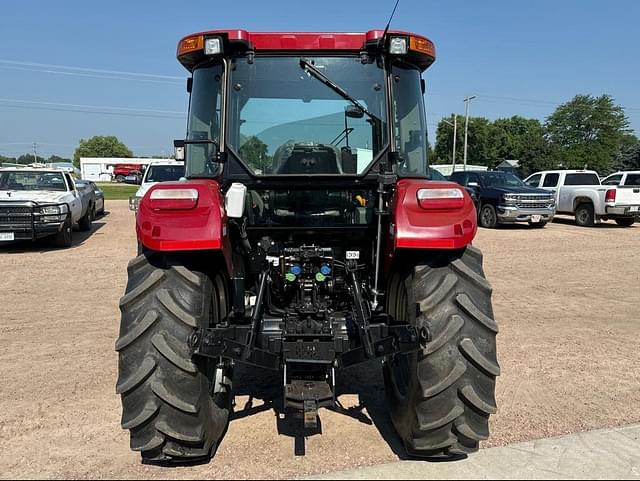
[116,29,499,464]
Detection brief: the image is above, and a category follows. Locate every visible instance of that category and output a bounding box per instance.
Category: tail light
[149,188,199,211]
[605,189,616,204]
[417,188,465,210]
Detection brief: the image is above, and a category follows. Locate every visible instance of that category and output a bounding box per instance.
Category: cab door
[538,173,564,208]
[65,173,82,221]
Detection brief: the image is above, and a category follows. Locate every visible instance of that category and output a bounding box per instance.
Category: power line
[0,99,186,120]
[0,65,183,86]
[476,94,640,112]
[0,103,185,120]
[0,59,183,80]
[0,98,185,115]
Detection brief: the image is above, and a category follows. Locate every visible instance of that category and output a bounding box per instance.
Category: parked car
[124,170,144,185]
[601,171,640,187]
[450,170,555,228]
[76,180,105,216]
[129,161,185,212]
[0,167,97,247]
[524,170,640,227]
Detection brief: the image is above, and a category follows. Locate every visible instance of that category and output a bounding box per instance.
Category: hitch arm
[244,269,269,361]
[348,267,375,359]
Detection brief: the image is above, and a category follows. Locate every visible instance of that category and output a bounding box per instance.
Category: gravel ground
[0,201,638,479]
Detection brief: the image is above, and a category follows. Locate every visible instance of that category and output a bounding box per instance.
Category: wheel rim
[208,275,232,400]
[578,209,589,224]
[481,206,495,227]
[388,274,411,399]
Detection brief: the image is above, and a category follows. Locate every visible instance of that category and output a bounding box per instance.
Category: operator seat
[273,142,342,175]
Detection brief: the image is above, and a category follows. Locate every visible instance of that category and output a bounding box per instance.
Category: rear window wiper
[299,58,380,124]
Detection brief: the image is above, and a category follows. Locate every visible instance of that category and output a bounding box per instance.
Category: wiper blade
[299,58,380,123]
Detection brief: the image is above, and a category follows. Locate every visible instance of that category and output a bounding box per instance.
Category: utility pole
[33,142,38,165]
[442,116,458,171]
[463,96,476,171]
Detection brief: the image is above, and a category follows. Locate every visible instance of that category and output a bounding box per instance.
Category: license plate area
[0,232,15,241]
[531,215,542,223]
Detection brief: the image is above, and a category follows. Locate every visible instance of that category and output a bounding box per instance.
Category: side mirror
[174,139,185,161]
[345,105,365,119]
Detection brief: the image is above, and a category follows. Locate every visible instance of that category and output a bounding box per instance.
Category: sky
[1,0,639,160]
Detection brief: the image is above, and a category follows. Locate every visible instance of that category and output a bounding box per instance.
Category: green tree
[17,154,46,164]
[239,136,271,172]
[434,115,498,167]
[47,154,73,164]
[434,115,464,164]
[0,155,17,166]
[491,116,549,175]
[616,133,640,171]
[73,136,133,168]
[544,94,630,172]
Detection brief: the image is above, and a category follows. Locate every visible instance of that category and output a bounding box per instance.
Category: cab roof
[177,29,436,71]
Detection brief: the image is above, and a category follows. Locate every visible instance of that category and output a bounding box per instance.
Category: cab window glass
[525,174,541,187]
[542,173,559,187]
[625,174,640,186]
[602,175,622,186]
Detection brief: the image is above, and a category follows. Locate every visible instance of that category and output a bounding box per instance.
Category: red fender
[136,180,233,273]
[389,179,477,254]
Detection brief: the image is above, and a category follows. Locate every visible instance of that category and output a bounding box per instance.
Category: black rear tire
[575,203,595,227]
[615,218,635,227]
[479,204,498,229]
[78,204,94,232]
[384,246,499,457]
[116,253,232,464]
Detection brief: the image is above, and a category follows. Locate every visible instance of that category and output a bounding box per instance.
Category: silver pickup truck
[0,167,96,247]
[524,170,640,227]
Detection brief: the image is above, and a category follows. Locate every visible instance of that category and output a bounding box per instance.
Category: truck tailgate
[615,186,640,206]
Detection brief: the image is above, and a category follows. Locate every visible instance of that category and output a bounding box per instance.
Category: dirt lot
[1,201,639,479]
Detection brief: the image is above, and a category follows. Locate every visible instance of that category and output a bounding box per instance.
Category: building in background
[80,157,166,181]
[495,159,521,176]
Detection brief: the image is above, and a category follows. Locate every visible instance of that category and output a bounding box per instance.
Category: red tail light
[417,187,465,210]
[605,189,616,203]
[148,188,199,210]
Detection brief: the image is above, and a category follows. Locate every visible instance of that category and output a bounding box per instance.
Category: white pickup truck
[524,169,640,227]
[0,167,96,247]
[129,161,185,212]
[601,171,640,187]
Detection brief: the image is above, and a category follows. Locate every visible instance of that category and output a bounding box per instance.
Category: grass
[97,183,139,200]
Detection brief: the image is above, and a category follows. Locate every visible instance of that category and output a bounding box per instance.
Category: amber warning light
[177,35,204,57]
